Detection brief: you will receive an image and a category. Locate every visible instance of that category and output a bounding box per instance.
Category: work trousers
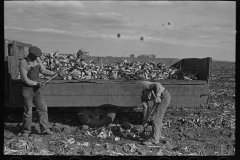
[145,90,171,143]
[21,85,50,133]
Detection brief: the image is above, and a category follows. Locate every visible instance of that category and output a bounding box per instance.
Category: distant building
[137,54,156,58]
[130,54,134,58]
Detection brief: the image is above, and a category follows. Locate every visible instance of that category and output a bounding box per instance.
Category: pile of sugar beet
[30,49,198,81]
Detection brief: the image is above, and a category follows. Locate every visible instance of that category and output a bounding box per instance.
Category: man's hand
[154,96,161,104]
[36,82,46,88]
[57,70,64,77]
[142,119,148,127]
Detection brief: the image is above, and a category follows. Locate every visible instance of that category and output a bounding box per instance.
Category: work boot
[142,139,158,145]
[42,129,53,135]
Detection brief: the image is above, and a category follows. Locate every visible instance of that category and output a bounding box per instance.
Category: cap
[140,81,154,89]
[28,46,42,57]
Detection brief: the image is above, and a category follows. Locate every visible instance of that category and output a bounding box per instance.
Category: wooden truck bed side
[8,79,209,108]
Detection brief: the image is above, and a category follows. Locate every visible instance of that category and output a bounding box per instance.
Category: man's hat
[140,81,154,89]
[28,46,42,57]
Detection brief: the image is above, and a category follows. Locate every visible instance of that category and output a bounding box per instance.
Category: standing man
[18,46,62,137]
[140,81,171,145]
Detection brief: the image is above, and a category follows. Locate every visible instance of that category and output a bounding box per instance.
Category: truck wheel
[77,107,117,128]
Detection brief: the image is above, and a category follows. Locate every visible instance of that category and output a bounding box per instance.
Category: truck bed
[5,42,211,109]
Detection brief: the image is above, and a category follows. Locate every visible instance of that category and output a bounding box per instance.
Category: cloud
[5,1,85,9]
[5,2,140,37]
[177,1,235,18]
[3,2,159,40]
[70,11,132,26]
[5,26,67,34]
[4,26,25,31]
[96,12,122,18]
[4,25,149,43]
[125,1,178,8]
[145,1,176,6]
[32,28,67,34]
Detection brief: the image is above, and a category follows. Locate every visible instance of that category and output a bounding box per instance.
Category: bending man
[140,81,171,145]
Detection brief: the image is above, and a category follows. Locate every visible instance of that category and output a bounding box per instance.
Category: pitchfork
[42,67,72,87]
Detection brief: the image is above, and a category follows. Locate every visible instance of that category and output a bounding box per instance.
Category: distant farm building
[137,54,156,58]
[130,54,134,58]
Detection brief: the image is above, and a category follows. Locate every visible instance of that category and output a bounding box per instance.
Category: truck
[4,39,212,128]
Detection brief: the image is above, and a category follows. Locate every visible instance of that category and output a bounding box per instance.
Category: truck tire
[77,107,117,128]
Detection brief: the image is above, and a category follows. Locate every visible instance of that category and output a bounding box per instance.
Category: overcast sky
[4,1,235,61]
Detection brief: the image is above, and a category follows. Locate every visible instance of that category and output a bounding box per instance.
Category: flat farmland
[4,61,235,156]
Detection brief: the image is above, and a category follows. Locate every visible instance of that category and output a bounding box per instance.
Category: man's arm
[18,60,38,86]
[142,101,149,125]
[154,82,165,97]
[37,57,56,76]
[142,102,147,119]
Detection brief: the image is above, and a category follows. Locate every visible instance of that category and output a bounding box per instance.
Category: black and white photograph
[4,0,235,157]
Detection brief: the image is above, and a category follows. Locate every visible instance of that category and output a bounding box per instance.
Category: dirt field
[4,61,235,156]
